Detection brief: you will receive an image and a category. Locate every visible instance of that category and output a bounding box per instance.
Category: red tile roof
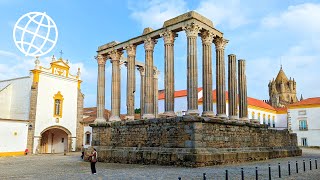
[289,97,320,107]
[158,87,202,100]
[159,88,276,111]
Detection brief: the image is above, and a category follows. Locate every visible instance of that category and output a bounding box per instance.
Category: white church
[0,56,85,156]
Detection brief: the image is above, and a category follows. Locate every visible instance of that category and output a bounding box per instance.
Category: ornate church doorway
[40,126,71,154]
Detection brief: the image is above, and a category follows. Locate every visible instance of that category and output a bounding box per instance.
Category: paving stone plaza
[1,148,320,179]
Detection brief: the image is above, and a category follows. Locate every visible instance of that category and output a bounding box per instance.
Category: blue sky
[1,0,319,113]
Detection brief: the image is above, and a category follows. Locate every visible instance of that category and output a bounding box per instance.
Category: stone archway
[40,125,72,154]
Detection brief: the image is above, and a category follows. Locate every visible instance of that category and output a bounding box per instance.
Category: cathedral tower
[268,66,298,107]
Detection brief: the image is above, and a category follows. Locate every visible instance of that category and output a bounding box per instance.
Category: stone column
[213,37,228,118]
[137,66,145,118]
[161,30,176,116]
[228,54,238,120]
[200,30,215,117]
[125,44,136,120]
[109,50,123,121]
[94,54,107,125]
[153,69,160,118]
[142,38,157,119]
[184,23,201,116]
[238,59,249,122]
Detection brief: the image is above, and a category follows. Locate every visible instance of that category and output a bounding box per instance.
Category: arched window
[53,91,64,118]
[258,113,261,122]
[263,114,266,124]
[252,112,255,119]
[85,131,91,145]
[268,115,271,127]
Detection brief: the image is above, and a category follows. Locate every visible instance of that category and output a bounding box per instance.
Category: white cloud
[262,3,320,35]
[196,0,250,29]
[128,0,188,29]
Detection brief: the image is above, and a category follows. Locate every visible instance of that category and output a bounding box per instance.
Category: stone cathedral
[268,66,298,108]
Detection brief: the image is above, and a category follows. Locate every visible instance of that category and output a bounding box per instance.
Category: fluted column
[184,23,201,116]
[153,69,160,118]
[213,37,228,118]
[142,38,157,119]
[160,30,176,117]
[228,54,238,120]
[200,30,215,117]
[94,54,107,125]
[109,50,123,121]
[137,66,145,118]
[125,44,136,120]
[238,59,249,122]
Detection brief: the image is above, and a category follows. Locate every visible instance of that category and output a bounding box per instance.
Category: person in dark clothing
[89,148,97,175]
[81,145,84,159]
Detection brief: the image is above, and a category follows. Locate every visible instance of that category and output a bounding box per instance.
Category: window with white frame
[299,120,308,130]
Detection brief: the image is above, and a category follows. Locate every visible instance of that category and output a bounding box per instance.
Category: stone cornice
[213,37,229,50]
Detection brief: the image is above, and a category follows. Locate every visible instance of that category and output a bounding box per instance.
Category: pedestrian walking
[89,148,97,175]
[81,145,84,159]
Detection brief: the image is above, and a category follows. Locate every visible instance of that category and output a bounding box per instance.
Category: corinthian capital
[213,37,229,50]
[153,69,160,79]
[183,23,202,37]
[137,66,145,75]
[109,49,123,61]
[160,30,176,44]
[125,44,136,57]
[200,30,215,45]
[144,38,157,51]
[96,54,107,65]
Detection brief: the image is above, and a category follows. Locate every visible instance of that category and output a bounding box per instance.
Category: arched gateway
[39,126,72,154]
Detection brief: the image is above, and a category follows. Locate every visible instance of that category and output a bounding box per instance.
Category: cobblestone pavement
[1,148,320,180]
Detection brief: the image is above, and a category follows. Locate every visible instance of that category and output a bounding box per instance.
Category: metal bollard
[296,161,298,173]
[288,161,291,176]
[278,163,281,178]
[226,170,228,180]
[303,160,306,172]
[255,167,258,180]
[241,168,244,180]
[310,159,312,170]
[268,164,271,180]
[316,158,318,169]
[203,173,206,180]
[178,177,181,180]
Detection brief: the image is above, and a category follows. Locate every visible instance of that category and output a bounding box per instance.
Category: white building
[288,97,320,147]
[158,88,288,129]
[0,56,85,156]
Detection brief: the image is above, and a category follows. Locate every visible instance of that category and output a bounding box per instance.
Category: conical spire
[275,66,289,83]
[300,94,304,101]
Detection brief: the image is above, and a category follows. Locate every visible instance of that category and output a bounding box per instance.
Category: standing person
[81,145,84,159]
[89,148,97,175]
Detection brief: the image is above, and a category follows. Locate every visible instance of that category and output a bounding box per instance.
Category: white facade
[289,106,320,147]
[0,57,83,156]
[0,77,32,120]
[0,120,28,154]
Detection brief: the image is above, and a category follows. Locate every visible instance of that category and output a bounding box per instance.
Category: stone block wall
[89,116,301,167]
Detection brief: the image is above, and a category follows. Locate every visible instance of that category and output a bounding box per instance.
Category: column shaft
[94,55,107,125]
[138,67,145,118]
[228,54,238,119]
[142,38,157,119]
[125,45,136,120]
[184,23,201,115]
[153,70,159,118]
[214,37,228,118]
[201,31,214,116]
[161,30,176,116]
[109,50,123,121]
[238,59,249,121]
